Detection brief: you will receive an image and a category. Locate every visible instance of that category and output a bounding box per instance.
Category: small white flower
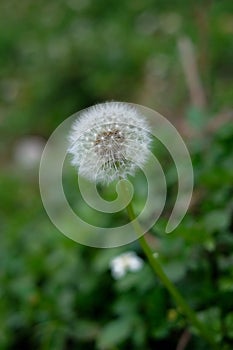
[68,102,151,184]
[110,251,144,279]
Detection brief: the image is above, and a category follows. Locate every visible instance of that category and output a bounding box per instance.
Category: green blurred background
[0,0,233,349]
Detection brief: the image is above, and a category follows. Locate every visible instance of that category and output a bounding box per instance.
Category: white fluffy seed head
[68,102,151,184]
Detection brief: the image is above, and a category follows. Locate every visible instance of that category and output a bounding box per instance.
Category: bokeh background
[1,0,233,349]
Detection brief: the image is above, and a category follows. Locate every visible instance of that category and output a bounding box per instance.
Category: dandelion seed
[68,102,151,184]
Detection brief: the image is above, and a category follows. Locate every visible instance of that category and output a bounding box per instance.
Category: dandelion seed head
[68,102,151,184]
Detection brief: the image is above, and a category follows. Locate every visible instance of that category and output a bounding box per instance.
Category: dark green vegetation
[0,1,233,349]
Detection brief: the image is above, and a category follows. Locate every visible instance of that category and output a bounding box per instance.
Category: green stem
[122,185,218,349]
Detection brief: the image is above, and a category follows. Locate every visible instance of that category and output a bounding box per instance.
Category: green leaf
[225,312,233,339]
[162,260,186,282]
[203,209,231,232]
[68,320,99,341]
[97,318,133,349]
[197,307,222,342]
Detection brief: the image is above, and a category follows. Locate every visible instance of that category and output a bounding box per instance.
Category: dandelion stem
[122,186,218,349]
